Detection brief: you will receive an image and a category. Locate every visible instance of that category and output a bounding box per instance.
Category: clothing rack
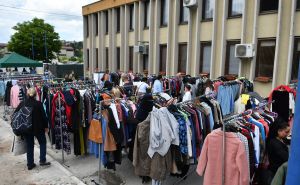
[221,100,274,185]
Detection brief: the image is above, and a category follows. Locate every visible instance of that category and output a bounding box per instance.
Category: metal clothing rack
[221,100,274,185]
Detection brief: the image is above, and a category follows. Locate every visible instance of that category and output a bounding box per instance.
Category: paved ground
[1,105,203,185]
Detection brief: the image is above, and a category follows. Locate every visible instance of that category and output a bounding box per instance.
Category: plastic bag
[11,136,27,156]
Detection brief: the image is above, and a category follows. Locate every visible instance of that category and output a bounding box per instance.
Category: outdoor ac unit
[134,45,144,53]
[183,0,197,7]
[142,45,149,55]
[235,44,255,58]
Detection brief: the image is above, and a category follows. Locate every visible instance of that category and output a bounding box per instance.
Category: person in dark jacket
[15,88,51,170]
[266,117,290,183]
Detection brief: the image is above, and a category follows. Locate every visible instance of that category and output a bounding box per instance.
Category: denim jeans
[25,132,47,167]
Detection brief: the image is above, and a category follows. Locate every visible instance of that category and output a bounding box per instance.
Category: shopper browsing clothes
[182,84,192,102]
[266,117,290,183]
[152,75,163,93]
[14,88,51,170]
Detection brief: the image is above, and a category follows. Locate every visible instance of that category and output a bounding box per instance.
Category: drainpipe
[239,0,248,76]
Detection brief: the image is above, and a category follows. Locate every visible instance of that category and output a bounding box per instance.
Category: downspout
[272,0,283,89]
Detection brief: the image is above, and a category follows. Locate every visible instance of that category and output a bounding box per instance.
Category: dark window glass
[202,0,214,20]
[87,49,89,69]
[116,8,120,32]
[161,0,168,26]
[117,47,121,71]
[225,41,240,75]
[129,5,135,31]
[260,0,279,12]
[106,48,109,70]
[129,46,134,71]
[159,45,167,73]
[229,0,244,17]
[85,16,89,37]
[180,0,189,23]
[178,44,187,73]
[255,39,276,78]
[143,55,148,71]
[105,11,109,34]
[297,0,300,9]
[96,48,99,69]
[199,42,211,74]
[291,38,300,80]
[144,1,150,28]
[95,13,98,36]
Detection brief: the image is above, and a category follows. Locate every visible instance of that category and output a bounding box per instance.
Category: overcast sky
[0,0,97,43]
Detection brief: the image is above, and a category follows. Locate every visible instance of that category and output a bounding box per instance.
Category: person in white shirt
[152,75,163,93]
[136,77,150,96]
[182,84,192,102]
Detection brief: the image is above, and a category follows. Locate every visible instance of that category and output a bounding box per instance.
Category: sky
[0,0,97,43]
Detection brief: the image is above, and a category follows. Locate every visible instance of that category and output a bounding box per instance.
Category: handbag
[11,136,27,156]
[11,106,33,136]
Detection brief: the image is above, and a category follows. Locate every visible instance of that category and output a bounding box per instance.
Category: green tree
[8,18,61,63]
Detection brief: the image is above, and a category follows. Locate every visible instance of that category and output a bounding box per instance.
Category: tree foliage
[8,18,61,62]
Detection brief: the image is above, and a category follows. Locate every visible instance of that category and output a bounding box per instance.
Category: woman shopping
[15,88,51,170]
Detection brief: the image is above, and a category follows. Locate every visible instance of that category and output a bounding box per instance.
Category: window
[180,0,189,23]
[94,14,98,36]
[202,0,214,20]
[116,8,120,32]
[105,48,109,70]
[143,55,148,71]
[144,1,150,28]
[86,49,89,69]
[161,0,168,26]
[129,4,135,31]
[225,41,240,76]
[255,39,276,78]
[129,46,134,71]
[291,38,300,81]
[96,48,99,69]
[85,16,89,37]
[228,0,244,17]
[159,45,167,73]
[105,11,109,34]
[178,43,187,73]
[297,0,300,10]
[117,47,121,71]
[260,0,279,13]
[199,42,211,74]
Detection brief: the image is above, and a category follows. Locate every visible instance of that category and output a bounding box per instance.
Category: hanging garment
[197,130,250,185]
[10,85,21,108]
[88,119,103,143]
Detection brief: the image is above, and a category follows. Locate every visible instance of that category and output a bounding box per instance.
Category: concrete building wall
[83,0,300,97]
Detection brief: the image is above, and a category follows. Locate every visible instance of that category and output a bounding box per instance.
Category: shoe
[28,163,36,170]
[40,162,51,166]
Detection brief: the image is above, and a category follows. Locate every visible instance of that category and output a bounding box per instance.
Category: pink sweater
[197,130,250,185]
[10,85,20,109]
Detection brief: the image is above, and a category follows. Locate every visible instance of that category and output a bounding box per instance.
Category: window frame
[144,1,150,29]
[105,48,109,70]
[95,48,99,70]
[159,44,167,73]
[255,38,276,79]
[85,16,89,38]
[116,47,121,71]
[86,49,89,69]
[161,0,168,27]
[199,42,212,75]
[179,0,189,24]
[129,4,135,31]
[129,46,134,71]
[105,11,109,34]
[94,13,98,36]
[116,8,121,33]
[225,40,241,76]
[143,55,149,71]
[228,0,243,18]
[291,37,300,81]
[178,43,187,74]
[259,0,279,14]
[297,0,300,11]
[202,0,214,21]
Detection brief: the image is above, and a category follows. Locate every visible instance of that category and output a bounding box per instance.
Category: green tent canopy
[0,52,43,68]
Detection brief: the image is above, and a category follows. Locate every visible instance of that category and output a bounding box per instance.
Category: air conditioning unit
[235,44,255,58]
[134,45,144,53]
[183,0,197,7]
[142,45,149,55]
